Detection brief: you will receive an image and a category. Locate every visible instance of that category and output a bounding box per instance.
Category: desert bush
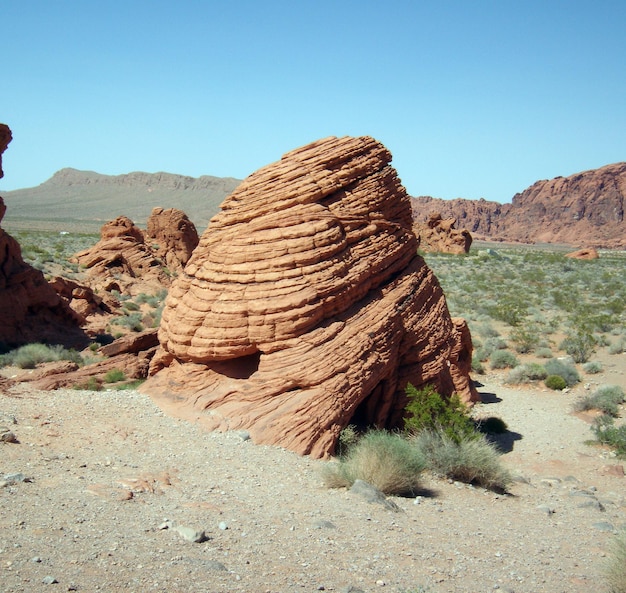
[592,416,626,457]
[413,430,511,492]
[574,386,625,417]
[471,355,485,374]
[544,358,580,387]
[559,329,597,363]
[608,339,626,355]
[504,363,547,384]
[545,375,567,391]
[0,343,83,369]
[73,377,102,391]
[535,347,554,359]
[403,384,476,444]
[336,424,359,456]
[322,430,426,495]
[111,312,144,332]
[509,324,541,354]
[490,350,519,370]
[582,361,603,374]
[605,529,626,593]
[103,368,126,383]
[123,301,140,312]
[478,323,500,338]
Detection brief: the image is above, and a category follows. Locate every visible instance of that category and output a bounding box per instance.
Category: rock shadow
[486,430,523,454]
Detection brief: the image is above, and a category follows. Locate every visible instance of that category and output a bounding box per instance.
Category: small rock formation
[0,124,87,349]
[72,208,197,294]
[143,136,478,458]
[414,212,473,254]
[145,207,199,273]
[565,247,599,260]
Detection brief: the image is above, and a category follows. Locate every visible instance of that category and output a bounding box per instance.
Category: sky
[1,0,625,202]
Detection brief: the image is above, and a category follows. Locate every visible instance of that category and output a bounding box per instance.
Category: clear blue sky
[1,0,625,202]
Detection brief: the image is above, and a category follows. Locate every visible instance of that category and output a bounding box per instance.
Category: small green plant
[0,343,83,369]
[490,350,519,370]
[403,384,476,444]
[413,430,511,492]
[575,386,625,417]
[545,375,567,391]
[112,379,145,390]
[605,529,626,593]
[336,424,360,456]
[103,368,126,383]
[73,377,102,391]
[592,415,626,457]
[560,329,597,363]
[322,430,426,496]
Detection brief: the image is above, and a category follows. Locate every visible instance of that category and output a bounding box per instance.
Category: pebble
[0,426,18,443]
[41,576,58,585]
[173,525,208,543]
[218,521,228,530]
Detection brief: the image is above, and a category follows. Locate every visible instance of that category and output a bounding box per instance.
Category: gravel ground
[1,367,625,593]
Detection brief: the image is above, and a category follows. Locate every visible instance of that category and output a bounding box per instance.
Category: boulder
[142,136,478,458]
[145,207,199,272]
[414,212,473,254]
[565,247,599,260]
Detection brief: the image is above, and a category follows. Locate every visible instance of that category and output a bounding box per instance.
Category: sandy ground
[1,357,625,593]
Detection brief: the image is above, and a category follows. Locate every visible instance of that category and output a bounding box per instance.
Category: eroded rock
[142,136,478,458]
[414,212,473,254]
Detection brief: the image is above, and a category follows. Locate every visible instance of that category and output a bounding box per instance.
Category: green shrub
[73,377,102,391]
[505,363,547,384]
[545,375,567,391]
[322,430,426,495]
[559,330,597,363]
[471,355,485,374]
[608,339,625,355]
[575,386,625,417]
[535,347,554,359]
[103,368,126,383]
[592,415,626,457]
[337,424,360,456]
[544,358,580,386]
[509,324,541,354]
[0,343,83,369]
[605,529,626,593]
[490,350,519,370]
[403,384,476,444]
[413,430,511,492]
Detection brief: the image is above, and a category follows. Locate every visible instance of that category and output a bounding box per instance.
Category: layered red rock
[143,136,478,458]
[414,212,473,254]
[0,124,87,348]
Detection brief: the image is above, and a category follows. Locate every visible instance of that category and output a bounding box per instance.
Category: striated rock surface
[0,124,87,349]
[143,136,477,459]
[145,207,199,272]
[414,212,472,254]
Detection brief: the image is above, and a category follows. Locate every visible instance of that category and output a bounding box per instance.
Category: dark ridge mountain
[412,162,626,249]
[2,168,242,232]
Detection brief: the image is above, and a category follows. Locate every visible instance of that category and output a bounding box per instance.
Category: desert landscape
[1,125,626,592]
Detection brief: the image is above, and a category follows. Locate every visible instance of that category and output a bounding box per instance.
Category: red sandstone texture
[412,162,626,249]
[0,124,86,348]
[72,208,198,295]
[142,136,478,458]
[565,247,600,260]
[414,212,473,254]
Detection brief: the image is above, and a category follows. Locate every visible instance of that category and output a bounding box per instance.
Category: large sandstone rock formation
[0,124,87,348]
[414,212,473,254]
[72,208,198,294]
[412,162,626,249]
[143,136,478,458]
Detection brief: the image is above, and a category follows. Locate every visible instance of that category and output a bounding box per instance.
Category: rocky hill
[2,168,241,232]
[412,162,626,249]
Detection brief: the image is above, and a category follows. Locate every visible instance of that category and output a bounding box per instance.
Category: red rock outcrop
[0,124,11,179]
[72,209,199,295]
[145,207,199,272]
[565,247,599,260]
[0,124,87,349]
[414,212,473,254]
[411,163,626,249]
[142,136,478,459]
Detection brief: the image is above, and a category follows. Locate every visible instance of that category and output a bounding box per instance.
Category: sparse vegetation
[574,385,625,417]
[0,343,83,369]
[543,358,580,387]
[103,368,126,383]
[592,416,626,457]
[322,430,427,496]
[545,375,567,391]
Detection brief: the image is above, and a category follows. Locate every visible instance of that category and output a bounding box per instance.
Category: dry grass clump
[321,430,426,496]
[0,343,83,369]
[606,529,626,592]
[574,385,625,417]
[413,430,511,492]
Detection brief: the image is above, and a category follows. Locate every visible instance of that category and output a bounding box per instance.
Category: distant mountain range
[2,168,242,232]
[2,162,625,248]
